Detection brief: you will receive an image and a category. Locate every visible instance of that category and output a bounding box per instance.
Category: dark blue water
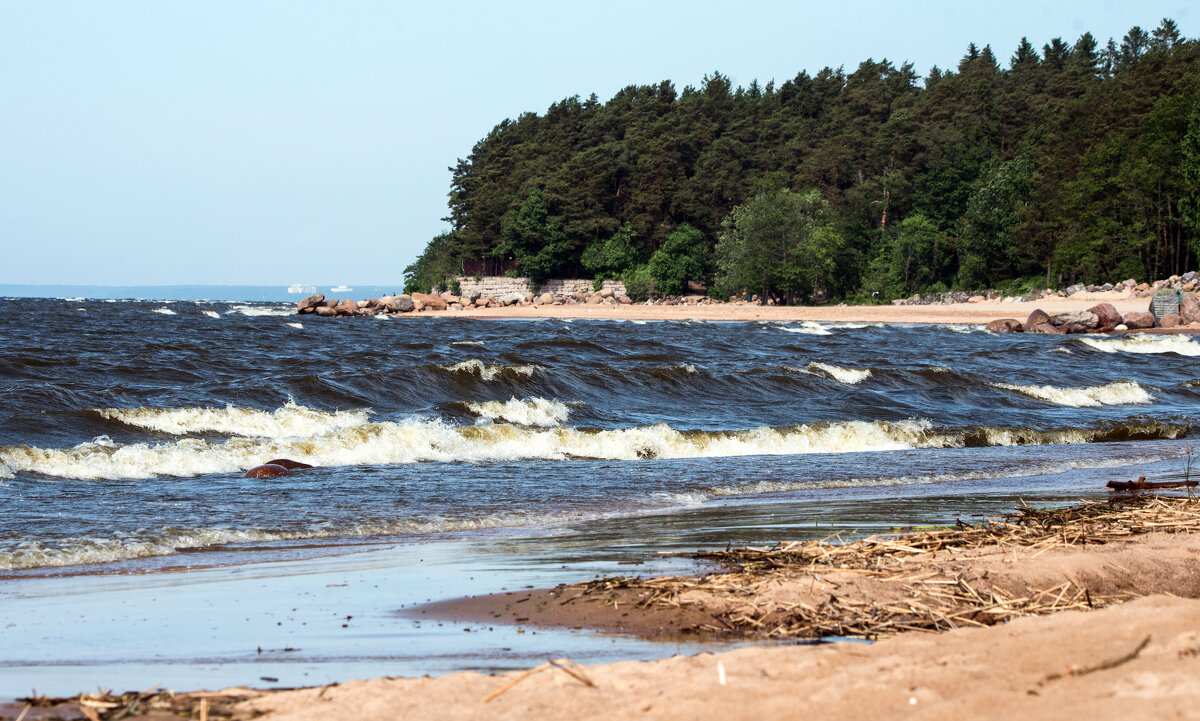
[2,298,1198,575]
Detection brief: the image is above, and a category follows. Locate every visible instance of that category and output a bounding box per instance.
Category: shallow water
[1,298,1198,695]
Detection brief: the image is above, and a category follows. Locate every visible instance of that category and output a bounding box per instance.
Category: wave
[150,307,176,315]
[1078,333,1200,356]
[95,400,371,438]
[0,510,593,571]
[791,362,872,385]
[225,304,294,317]
[201,310,221,319]
[990,380,1153,407]
[464,397,571,427]
[286,322,303,329]
[451,341,486,347]
[439,359,542,381]
[1,417,1187,481]
[781,321,832,335]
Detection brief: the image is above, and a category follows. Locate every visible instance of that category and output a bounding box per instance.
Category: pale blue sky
[1,1,1193,285]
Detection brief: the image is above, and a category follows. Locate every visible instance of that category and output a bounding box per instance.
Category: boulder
[497,292,524,306]
[441,293,461,305]
[618,295,632,305]
[1161,314,1182,328]
[1087,302,1121,332]
[463,289,481,303]
[411,292,447,311]
[335,299,358,316]
[1027,323,1063,334]
[1025,309,1051,328]
[534,292,554,306]
[389,295,415,313]
[356,300,370,308]
[1122,311,1156,329]
[314,305,335,317]
[968,295,985,303]
[985,318,1024,333]
[587,294,604,304]
[448,303,463,311]
[1065,283,1086,296]
[1050,310,1099,333]
[598,287,615,299]
[1181,295,1200,324]
[296,293,325,313]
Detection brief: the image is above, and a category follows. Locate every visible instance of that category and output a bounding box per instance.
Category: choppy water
[2,298,1199,575]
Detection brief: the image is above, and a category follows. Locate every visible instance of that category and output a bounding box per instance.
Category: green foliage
[403,232,460,295]
[494,189,574,285]
[647,224,707,296]
[414,19,1199,298]
[621,264,656,301]
[714,188,845,304]
[581,223,642,279]
[447,278,462,296]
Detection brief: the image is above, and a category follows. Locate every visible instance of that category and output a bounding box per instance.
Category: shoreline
[14,496,1200,720]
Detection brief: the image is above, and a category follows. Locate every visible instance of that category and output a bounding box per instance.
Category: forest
[405,19,1200,303]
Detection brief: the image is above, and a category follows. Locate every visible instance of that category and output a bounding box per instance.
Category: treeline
[406,19,1200,302]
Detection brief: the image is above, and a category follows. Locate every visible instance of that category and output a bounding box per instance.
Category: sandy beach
[421,291,1200,330]
[11,497,1200,720]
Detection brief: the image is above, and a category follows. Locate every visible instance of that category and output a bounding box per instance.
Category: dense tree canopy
[407,20,1199,302]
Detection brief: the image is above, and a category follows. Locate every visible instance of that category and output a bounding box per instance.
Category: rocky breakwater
[294,286,638,317]
[985,298,1200,334]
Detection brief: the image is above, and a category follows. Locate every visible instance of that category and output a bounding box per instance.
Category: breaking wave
[781,321,832,335]
[201,310,221,319]
[95,401,371,438]
[465,397,571,427]
[990,380,1153,407]
[225,304,294,317]
[792,362,873,385]
[150,307,176,315]
[1,417,1187,482]
[439,359,543,380]
[1078,333,1200,356]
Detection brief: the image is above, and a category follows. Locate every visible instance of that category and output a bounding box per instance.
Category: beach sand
[14,499,1200,720]
[416,291,1200,330]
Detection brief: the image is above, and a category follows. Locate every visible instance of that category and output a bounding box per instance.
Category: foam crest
[465,397,571,426]
[781,321,832,335]
[4,418,1184,482]
[451,341,486,347]
[1079,333,1200,356]
[440,359,542,381]
[991,380,1153,407]
[798,362,872,385]
[286,322,303,329]
[225,304,294,317]
[150,307,176,315]
[201,310,221,319]
[95,401,370,438]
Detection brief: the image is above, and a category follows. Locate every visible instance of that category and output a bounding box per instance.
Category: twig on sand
[1044,634,1152,682]
[483,658,595,704]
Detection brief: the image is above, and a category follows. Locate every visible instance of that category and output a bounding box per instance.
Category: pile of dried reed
[575,496,1200,640]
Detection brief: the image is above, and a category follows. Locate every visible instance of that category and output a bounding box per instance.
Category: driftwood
[1107,476,1198,491]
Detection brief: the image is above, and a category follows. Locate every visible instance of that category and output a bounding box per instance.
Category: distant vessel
[330,285,352,293]
[287,283,316,295]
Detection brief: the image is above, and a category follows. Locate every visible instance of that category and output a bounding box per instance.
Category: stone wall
[452,276,627,297]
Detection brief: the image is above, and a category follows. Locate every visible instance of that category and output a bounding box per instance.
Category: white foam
[201,310,221,319]
[781,321,832,335]
[225,304,294,317]
[673,363,698,374]
[286,322,303,329]
[150,307,176,315]
[374,313,390,320]
[991,380,1153,407]
[1079,333,1200,356]
[794,362,872,385]
[95,400,370,439]
[465,397,571,427]
[451,341,486,347]
[440,359,542,381]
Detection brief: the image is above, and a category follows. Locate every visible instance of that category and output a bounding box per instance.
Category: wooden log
[1107,476,1198,491]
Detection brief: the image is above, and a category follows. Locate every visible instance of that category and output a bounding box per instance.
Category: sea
[1,289,1198,696]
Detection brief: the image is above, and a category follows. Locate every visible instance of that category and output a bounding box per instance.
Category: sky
[0,1,1194,286]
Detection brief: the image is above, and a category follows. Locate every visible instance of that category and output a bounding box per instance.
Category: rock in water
[264,458,313,470]
[1025,309,1051,329]
[1122,311,1156,329]
[296,294,325,314]
[244,464,290,478]
[1087,303,1121,332]
[986,318,1024,333]
[1050,310,1099,334]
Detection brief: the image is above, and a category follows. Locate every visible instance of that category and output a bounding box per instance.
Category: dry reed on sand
[573,496,1200,641]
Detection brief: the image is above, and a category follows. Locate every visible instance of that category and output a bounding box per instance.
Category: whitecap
[792,361,872,385]
[990,380,1153,407]
[150,307,176,315]
[465,397,571,427]
[95,400,370,439]
[1079,333,1200,356]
